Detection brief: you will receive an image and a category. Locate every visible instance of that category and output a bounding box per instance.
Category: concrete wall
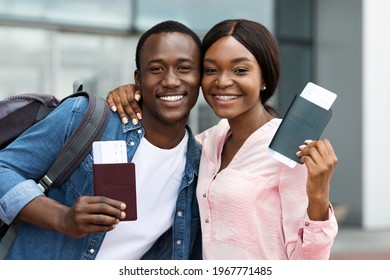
[362,0,390,229]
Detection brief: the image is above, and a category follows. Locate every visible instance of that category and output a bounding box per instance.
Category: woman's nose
[215,73,234,88]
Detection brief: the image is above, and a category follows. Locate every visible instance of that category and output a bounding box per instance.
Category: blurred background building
[1,0,390,254]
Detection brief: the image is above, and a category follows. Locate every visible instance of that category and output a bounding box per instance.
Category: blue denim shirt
[0,96,201,260]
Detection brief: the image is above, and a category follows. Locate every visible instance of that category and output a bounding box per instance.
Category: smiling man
[95,20,203,260]
[0,20,202,260]
[94,20,203,260]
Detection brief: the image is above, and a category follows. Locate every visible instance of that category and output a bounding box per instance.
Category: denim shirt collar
[121,121,143,134]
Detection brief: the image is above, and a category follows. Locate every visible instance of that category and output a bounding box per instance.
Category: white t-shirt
[95,131,188,259]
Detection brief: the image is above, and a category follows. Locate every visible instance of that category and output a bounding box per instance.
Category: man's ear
[134,69,141,85]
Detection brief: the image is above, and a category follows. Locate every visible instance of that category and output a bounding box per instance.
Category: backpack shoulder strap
[0,220,21,259]
[38,91,110,192]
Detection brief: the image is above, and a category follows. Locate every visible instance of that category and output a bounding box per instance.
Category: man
[0,20,202,259]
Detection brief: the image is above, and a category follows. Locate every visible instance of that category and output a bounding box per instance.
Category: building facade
[1,0,389,229]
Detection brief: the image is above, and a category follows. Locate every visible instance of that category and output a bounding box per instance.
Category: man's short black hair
[135,20,202,69]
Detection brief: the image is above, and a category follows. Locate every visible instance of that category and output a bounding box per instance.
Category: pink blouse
[196,118,338,260]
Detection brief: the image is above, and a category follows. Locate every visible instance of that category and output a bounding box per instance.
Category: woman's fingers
[106,84,142,125]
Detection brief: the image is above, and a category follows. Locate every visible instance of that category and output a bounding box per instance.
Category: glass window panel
[0,65,43,96]
[0,26,138,100]
[57,33,137,98]
[0,27,51,97]
[137,0,275,34]
[276,0,312,39]
[278,43,312,115]
[0,0,133,30]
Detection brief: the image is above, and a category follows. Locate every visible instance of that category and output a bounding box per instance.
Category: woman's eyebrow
[203,57,253,63]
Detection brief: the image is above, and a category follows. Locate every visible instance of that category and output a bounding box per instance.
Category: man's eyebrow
[177,57,196,63]
[147,57,196,64]
[147,58,163,64]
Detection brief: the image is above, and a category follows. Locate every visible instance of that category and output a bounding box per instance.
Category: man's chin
[158,113,189,126]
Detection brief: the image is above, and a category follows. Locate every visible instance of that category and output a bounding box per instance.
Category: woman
[107,19,338,260]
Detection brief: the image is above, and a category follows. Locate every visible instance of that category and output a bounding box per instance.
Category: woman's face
[201,36,265,120]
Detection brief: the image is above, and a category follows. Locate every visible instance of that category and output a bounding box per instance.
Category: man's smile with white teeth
[159,95,184,102]
[215,95,239,101]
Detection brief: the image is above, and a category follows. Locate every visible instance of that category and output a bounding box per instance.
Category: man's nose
[162,72,181,88]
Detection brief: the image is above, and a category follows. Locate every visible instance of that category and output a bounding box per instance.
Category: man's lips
[158,94,185,102]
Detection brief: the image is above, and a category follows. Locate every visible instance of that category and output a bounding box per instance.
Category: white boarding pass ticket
[92,140,128,164]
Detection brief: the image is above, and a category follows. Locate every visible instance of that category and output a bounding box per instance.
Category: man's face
[135,32,201,126]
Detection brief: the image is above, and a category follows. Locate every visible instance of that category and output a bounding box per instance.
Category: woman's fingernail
[111,105,117,112]
[305,139,313,144]
[296,151,302,156]
[121,117,128,124]
[299,145,306,150]
[137,113,142,120]
[132,118,138,125]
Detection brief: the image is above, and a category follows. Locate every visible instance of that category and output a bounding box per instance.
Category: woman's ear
[261,83,267,91]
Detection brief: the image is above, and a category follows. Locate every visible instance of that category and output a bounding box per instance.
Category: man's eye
[178,65,192,72]
[151,66,164,72]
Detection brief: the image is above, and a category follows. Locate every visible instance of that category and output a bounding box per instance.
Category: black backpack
[0,82,110,258]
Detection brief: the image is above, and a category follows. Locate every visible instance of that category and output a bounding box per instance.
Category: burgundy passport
[93,163,137,221]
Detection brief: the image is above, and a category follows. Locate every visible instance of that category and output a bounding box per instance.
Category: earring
[262,85,267,91]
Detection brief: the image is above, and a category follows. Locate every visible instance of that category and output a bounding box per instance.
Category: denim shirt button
[89,248,95,254]
[177,211,183,217]
[137,129,142,134]
[176,240,182,245]
[130,141,135,146]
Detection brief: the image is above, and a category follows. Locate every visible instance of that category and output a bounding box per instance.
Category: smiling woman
[193,19,338,260]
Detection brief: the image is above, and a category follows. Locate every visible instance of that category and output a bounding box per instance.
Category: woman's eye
[204,68,217,74]
[234,68,248,74]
